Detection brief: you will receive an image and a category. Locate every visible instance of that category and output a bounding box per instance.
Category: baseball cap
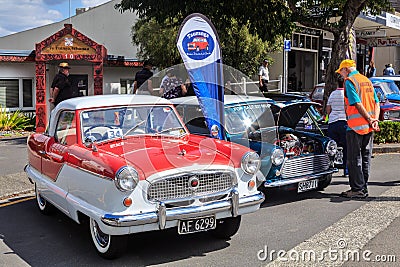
[263,59,269,63]
[335,59,356,73]
[58,62,71,69]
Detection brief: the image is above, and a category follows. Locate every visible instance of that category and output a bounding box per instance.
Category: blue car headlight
[271,148,284,166]
[326,140,337,157]
[115,166,139,192]
[241,152,261,174]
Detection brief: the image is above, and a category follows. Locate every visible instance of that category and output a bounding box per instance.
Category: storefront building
[0,1,140,132]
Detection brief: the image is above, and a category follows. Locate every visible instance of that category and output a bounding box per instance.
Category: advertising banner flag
[176,13,225,139]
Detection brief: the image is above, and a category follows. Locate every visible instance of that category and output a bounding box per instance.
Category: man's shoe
[341,190,367,198]
[362,188,369,197]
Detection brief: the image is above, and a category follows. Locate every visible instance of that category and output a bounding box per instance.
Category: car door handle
[38,150,47,156]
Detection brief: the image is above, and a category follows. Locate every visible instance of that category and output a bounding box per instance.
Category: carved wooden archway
[34,24,107,132]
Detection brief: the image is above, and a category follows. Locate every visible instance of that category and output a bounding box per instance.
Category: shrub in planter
[374,121,400,144]
[0,107,33,131]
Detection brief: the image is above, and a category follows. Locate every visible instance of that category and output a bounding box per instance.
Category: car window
[225,103,274,134]
[81,105,186,142]
[374,86,385,102]
[311,87,324,101]
[55,111,76,145]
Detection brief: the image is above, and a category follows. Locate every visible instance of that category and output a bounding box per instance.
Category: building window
[0,78,34,110]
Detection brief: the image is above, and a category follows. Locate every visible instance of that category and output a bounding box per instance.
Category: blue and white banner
[177,13,225,139]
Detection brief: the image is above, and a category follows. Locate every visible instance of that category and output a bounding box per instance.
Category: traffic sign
[284,40,291,51]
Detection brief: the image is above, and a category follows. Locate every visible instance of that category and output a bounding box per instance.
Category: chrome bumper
[101,189,265,228]
[263,168,338,188]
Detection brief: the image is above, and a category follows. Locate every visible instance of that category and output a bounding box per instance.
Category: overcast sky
[0,0,110,37]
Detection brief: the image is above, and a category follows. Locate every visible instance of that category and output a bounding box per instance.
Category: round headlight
[271,148,284,166]
[115,166,139,192]
[241,152,261,174]
[326,140,337,156]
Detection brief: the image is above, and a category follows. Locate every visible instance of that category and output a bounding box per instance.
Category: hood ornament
[178,149,186,156]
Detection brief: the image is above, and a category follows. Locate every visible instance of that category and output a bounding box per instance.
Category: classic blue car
[370,78,400,104]
[172,95,338,193]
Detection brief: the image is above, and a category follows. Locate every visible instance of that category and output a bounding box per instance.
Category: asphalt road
[0,138,399,266]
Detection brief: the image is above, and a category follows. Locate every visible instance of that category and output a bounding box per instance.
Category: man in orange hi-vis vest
[336,59,380,198]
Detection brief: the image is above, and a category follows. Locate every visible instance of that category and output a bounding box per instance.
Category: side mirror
[84,135,98,152]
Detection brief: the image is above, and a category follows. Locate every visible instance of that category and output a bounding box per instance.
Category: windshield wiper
[155,127,186,136]
[123,120,146,137]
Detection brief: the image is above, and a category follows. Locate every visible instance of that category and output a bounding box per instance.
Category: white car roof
[55,94,171,111]
[170,95,271,105]
[372,76,400,81]
[49,94,172,135]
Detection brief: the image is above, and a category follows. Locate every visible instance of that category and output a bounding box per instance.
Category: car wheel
[89,217,127,259]
[211,216,241,239]
[35,184,55,215]
[318,174,332,190]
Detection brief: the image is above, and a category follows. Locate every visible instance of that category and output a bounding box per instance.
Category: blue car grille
[147,171,235,202]
[281,154,331,179]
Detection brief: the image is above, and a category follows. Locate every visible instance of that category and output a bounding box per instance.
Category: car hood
[96,135,234,178]
[269,102,316,129]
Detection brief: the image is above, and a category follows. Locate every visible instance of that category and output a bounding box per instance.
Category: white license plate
[178,215,216,234]
[298,179,318,193]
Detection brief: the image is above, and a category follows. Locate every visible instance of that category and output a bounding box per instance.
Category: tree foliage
[287,0,392,105]
[117,0,393,96]
[116,0,295,76]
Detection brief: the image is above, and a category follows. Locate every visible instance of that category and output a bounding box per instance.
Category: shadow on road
[0,199,230,266]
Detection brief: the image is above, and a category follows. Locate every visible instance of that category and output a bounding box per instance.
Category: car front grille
[147,171,235,202]
[281,154,330,179]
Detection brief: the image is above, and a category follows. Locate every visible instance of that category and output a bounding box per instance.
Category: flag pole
[69,0,71,24]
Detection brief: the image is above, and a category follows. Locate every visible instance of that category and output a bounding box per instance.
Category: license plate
[178,215,216,234]
[298,179,318,193]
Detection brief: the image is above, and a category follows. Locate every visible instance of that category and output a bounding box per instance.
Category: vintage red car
[187,36,209,51]
[25,95,264,258]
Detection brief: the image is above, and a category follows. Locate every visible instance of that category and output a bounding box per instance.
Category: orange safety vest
[344,73,376,135]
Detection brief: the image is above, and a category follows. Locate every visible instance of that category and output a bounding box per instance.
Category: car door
[40,110,76,214]
[42,111,76,181]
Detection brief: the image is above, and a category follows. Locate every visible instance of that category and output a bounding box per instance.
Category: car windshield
[378,82,396,95]
[311,86,324,101]
[225,103,275,134]
[81,105,185,142]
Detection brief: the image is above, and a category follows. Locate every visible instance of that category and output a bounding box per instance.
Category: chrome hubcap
[92,220,109,248]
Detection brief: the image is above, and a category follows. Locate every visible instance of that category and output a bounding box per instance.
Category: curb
[373,144,400,154]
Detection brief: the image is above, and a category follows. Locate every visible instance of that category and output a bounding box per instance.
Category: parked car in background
[370,78,400,104]
[372,76,400,91]
[309,82,400,121]
[25,95,265,259]
[172,95,338,194]
[309,83,325,106]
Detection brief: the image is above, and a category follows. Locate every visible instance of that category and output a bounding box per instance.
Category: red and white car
[25,95,264,259]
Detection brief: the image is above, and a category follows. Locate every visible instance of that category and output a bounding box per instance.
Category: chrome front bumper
[263,168,338,188]
[101,189,265,228]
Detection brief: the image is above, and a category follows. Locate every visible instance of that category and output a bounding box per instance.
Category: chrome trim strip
[101,191,265,227]
[263,169,338,188]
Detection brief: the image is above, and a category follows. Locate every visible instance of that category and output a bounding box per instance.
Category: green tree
[117,0,393,94]
[287,0,392,105]
[116,0,295,76]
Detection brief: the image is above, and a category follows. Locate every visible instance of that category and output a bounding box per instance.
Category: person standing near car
[48,62,72,108]
[259,59,269,92]
[326,78,348,177]
[336,59,380,198]
[133,60,154,95]
[383,63,395,76]
[366,60,376,78]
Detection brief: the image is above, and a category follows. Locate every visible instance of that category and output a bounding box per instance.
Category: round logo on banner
[182,30,214,60]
